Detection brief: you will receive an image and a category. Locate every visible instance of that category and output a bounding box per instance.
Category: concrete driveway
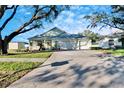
[8,50,124,88]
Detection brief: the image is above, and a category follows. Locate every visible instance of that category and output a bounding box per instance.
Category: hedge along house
[28,27,92,51]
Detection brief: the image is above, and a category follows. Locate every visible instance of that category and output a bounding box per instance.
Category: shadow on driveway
[9,51,124,88]
[30,58,124,87]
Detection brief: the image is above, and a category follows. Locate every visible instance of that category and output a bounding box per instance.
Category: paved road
[8,50,124,88]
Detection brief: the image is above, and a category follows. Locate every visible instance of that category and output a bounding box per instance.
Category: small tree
[0,5,68,55]
[79,30,100,43]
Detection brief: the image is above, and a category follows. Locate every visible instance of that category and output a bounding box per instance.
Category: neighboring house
[98,32,124,49]
[8,42,28,50]
[99,37,121,49]
[28,27,92,51]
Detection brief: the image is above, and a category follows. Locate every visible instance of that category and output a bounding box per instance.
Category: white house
[98,32,124,49]
[28,27,92,51]
[99,37,121,49]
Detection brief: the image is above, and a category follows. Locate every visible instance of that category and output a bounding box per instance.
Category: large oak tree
[0,5,68,54]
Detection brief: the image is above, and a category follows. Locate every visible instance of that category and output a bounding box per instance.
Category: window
[109,39,114,46]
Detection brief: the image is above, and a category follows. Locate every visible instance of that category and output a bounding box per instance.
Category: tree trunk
[0,32,20,55]
[1,40,8,55]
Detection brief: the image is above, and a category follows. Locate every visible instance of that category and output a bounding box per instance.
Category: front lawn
[104,49,124,56]
[0,62,42,88]
[0,52,52,58]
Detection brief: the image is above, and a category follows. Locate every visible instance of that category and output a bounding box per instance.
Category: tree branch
[0,5,18,32]
[5,5,65,42]
[5,32,19,42]
[14,6,40,33]
[5,25,38,42]
[101,20,124,30]
[20,25,38,34]
[5,5,14,9]
[0,5,6,19]
[15,6,53,33]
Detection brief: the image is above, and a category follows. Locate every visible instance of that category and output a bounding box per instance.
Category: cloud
[25,12,31,15]
[61,11,75,18]
[18,7,26,13]
[18,6,32,16]
[53,8,88,34]
[65,18,74,24]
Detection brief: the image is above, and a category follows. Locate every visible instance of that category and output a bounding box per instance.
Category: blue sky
[0,5,119,42]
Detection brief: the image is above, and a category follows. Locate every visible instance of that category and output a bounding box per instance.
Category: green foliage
[31,5,69,29]
[0,62,41,72]
[106,49,124,56]
[0,62,42,87]
[84,5,124,31]
[79,30,100,42]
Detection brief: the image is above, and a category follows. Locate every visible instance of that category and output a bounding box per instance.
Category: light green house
[28,27,92,51]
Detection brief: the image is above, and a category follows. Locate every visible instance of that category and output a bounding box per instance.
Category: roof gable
[41,27,67,37]
[28,27,85,41]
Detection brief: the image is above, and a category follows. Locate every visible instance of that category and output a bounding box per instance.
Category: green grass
[0,62,41,72]
[0,62,42,87]
[104,49,124,56]
[0,52,52,58]
[0,51,52,87]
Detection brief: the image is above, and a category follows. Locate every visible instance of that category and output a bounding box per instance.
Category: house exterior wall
[43,40,52,50]
[28,27,92,50]
[59,40,76,50]
[53,38,91,50]
[114,38,122,46]
[8,43,18,50]
[99,37,122,49]
[29,38,92,51]
[80,39,92,49]
[29,40,53,50]
[8,42,26,50]
[18,42,26,49]
[29,41,40,50]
